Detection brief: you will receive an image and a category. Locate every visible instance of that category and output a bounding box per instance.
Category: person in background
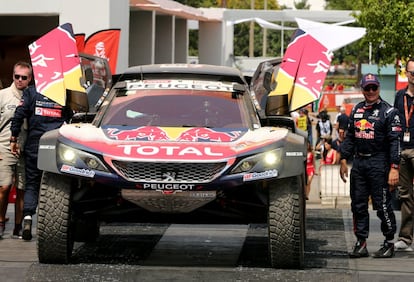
[315,111,332,149]
[305,141,316,201]
[340,73,401,259]
[10,86,73,241]
[393,57,414,251]
[0,61,31,238]
[304,109,313,147]
[334,106,349,138]
[320,137,337,165]
[296,108,308,132]
[332,128,346,161]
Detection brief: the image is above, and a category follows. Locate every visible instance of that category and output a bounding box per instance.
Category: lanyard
[404,95,414,129]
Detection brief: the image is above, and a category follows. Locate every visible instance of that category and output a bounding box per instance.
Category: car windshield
[100,87,256,128]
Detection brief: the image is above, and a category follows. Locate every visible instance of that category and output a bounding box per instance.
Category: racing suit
[10,86,73,217]
[340,99,401,241]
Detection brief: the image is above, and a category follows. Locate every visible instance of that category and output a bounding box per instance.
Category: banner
[83,29,120,74]
[75,33,86,53]
[28,22,85,106]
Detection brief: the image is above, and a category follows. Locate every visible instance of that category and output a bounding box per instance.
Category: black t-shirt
[337,113,349,130]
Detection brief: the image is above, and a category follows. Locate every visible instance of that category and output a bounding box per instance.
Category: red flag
[83,29,120,74]
[269,29,332,112]
[75,33,86,53]
[28,23,85,106]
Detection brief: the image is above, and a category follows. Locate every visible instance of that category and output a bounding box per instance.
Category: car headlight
[58,143,109,172]
[230,148,282,174]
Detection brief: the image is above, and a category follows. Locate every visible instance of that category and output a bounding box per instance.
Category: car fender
[37,129,61,174]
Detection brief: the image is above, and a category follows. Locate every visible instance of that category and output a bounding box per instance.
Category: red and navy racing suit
[10,86,73,217]
[340,99,401,241]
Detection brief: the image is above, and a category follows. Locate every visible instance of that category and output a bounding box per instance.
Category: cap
[360,73,380,88]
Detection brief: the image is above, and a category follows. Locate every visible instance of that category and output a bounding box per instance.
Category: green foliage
[294,0,310,10]
[355,0,414,65]
[325,0,355,10]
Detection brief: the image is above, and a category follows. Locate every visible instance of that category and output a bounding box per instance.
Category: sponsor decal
[118,144,224,157]
[35,107,62,118]
[60,164,95,178]
[127,80,234,92]
[355,119,375,139]
[286,151,303,156]
[243,169,278,181]
[39,145,56,150]
[106,126,242,142]
[143,183,195,190]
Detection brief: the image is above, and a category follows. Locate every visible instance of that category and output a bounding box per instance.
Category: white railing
[319,164,351,208]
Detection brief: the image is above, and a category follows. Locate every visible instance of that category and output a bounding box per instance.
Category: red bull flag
[269,18,366,112]
[29,23,85,106]
[83,29,120,74]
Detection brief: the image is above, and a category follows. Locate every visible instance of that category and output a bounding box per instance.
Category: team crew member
[339,73,401,258]
[0,61,31,238]
[10,86,73,241]
[393,58,414,251]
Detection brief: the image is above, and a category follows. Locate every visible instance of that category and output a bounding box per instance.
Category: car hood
[58,124,290,161]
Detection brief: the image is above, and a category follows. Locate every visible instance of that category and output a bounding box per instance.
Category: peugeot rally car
[36,58,307,269]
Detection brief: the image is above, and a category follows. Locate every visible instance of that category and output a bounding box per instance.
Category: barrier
[319,164,351,208]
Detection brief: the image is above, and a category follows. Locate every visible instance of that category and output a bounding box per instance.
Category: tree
[354,0,414,66]
[294,0,310,10]
[325,0,354,10]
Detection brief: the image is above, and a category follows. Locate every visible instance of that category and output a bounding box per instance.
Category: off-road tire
[38,172,74,264]
[268,175,305,269]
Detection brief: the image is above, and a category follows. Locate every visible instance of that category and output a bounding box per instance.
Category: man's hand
[10,142,20,157]
[388,167,399,187]
[339,159,348,183]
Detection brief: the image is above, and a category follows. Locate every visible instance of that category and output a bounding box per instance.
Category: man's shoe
[372,241,395,258]
[12,226,22,239]
[349,240,369,258]
[394,240,413,252]
[22,216,32,241]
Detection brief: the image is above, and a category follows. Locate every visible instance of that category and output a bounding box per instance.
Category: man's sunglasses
[363,85,378,92]
[406,70,414,76]
[14,74,28,81]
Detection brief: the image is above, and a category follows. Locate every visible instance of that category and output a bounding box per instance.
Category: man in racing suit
[10,85,73,241]
[340,73,401,258]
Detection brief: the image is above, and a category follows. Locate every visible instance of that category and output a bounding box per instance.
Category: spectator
[296,108,308,132]
[340,73,401,258]
[10,86,73,241]
[321,137,337,165]
[305,141,316,200]
[393,57,414,251]
[334,106,349,137]
[335,82,344,93]
[315,111,332,149]
[304,108,313,147]
[0,61,31,238]
[332,128,346,161]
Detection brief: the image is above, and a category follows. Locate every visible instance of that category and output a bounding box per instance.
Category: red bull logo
[177,128,241,142]
[106,126,169,141]
[355,119,375,139]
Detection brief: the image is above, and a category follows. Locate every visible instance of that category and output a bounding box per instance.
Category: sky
[278,0,326,10]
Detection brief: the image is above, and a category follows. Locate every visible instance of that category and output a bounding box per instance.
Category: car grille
[112,161,227,183]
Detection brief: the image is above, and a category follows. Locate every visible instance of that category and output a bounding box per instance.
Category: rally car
[36,58,307,269]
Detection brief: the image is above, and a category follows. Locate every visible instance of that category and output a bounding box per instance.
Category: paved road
[2,201,414,282]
